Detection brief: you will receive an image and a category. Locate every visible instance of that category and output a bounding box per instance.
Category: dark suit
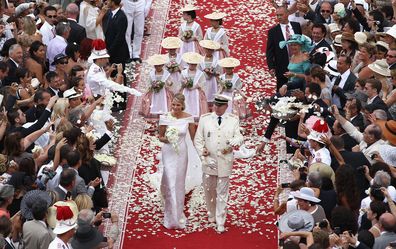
[266,22,302,90]
[67,19,87,45]
[304,10,332,24]
[332,71,357,108]
[366,96,389,114]
[390,63,396,70]
[3,59,18,86]
[312,39,332,52]
[104,9,130,64]
[341,133,358,152]
[53,186,69,201]
[350,112,365,132]
[46,87,63,97]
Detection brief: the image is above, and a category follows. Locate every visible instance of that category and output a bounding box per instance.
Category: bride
[158,93,201,229]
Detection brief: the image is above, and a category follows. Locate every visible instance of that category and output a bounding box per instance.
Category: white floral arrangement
[102,90,124,112]
[165,126,179,154]
[94,153,117,166]
[32,145,43,154]
[270,96,304,120]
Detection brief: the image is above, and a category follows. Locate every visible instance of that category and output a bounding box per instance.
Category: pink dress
[204,27,229,60]
[198,57,220,103]
[179,21,204,55]
[181,69,208,120]
[219,73,251,119]
[140,70,173,118]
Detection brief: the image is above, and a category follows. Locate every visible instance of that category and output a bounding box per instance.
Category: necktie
[51,27,56,38]
[65,191,72,200]
[218,116,222,125]
[285,25,292,58]
[334,75,342,86]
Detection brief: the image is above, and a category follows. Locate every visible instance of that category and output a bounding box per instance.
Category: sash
[182,69,204,87]
[200,57,218,69]
[181,21,199,33]
[220,73,239,87]
[150,70,170,82]
[207,27,226,42]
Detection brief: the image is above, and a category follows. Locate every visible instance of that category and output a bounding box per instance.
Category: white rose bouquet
[165,126,179,154]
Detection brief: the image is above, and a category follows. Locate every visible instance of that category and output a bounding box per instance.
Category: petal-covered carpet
[105,0,285,248]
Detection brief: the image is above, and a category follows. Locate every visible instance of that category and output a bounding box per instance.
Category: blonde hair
[173,93,185,110]
[74,194,94,211]
[51,98,70,120]
[23,17,37,36]
[55,118,73,134]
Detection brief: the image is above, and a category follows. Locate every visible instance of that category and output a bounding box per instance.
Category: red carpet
[107,0,283,248]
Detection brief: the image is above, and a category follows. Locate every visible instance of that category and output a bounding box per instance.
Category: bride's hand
[203,148,210,156]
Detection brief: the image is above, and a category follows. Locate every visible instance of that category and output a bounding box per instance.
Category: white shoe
[208,217,215,223]
[216,225,225,233]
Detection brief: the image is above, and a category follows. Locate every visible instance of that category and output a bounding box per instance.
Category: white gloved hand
[228,137,242,147]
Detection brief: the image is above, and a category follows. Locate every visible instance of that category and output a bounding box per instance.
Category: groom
[194,94,243,233]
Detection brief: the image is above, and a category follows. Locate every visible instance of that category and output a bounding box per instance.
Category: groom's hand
[203,148,210,156]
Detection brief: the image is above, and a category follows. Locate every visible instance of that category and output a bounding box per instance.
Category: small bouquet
[166,61,180,73]
[182,30,194,40]
[165,126,179,153]
[151,80,165,93]
[94,153,117,167]
[204,67,216,78]
[181,78,194,89]
[220,79,233,91]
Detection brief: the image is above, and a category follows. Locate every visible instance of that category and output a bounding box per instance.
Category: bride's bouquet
[165,126,179,154]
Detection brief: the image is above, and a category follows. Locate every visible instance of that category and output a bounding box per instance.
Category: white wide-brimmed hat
[218,57,240,68]
[147,54,169,66]
[368,59,391,77]
[315,47,335,63]
[354,32,367,45]
[328,23,340,34]
[161,37,182,49]
[88,39,110,63]
[376,41,389,51]
[386,25,396,39]
[354,0,369,10]
[48,201,79,234]
[199,40,221,50]
[63,88,83,99]
[291,187,321,203]
[278,209,315,232]
[180,5,198,12]
[204,11,226,20]
[333,34,342,47]
[324,60,339,77]
[182,52,204,64]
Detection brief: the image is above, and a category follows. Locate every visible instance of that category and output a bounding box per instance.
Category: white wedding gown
[157,114,202,229]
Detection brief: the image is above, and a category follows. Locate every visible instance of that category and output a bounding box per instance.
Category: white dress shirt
[331,69,351,108]
[46,35,67,71]
[39,21,55,46]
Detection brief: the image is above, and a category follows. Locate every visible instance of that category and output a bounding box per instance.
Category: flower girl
[161,37,184,94]
[218,57,251,119]
[178,5,203,55]
[181,52,208,120]
[198,40,221,109]
[140,54,174,118]
[204,11,229,60]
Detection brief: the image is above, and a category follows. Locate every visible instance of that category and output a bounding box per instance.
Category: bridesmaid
[198,40,221,110]
[161,37,184,94]
[140,54,173,118]
[218,57,251,119]
[204,11,229,60]
[178,5,203,55]
[181,52,208,121]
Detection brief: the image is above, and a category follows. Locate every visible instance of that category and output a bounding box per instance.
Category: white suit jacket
[194,112,243,177]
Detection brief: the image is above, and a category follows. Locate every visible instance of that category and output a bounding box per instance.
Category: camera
[281,183,291,188]
[42,167,56,180]
[102,212,111,218]
[333,227,341,235]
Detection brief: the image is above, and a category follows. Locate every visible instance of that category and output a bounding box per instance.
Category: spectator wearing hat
[307,120,332,166]
[47,22,71,71]
[340,32,358,59]
[291,187,326,224]
[375,120,396,146]
[71,224,106,249]
[22,199,55,249]
[52,54,69,91]
[39,6,58,46]
[48,202,78,249]
[331,55,357,110]
[65,3,87,45]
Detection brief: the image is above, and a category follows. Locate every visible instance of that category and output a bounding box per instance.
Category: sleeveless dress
[159,114,196,229]
[179,21,204,55]
[181,69,208,119]
[287,60,311,89]
[204,27,229,60]
[166,53,183,94]
[140,70,173,118]
[199,57,220,103]
[219,73,251,119]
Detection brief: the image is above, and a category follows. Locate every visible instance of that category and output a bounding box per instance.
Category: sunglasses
[57,60,68,65]
[387,54,396,58]
[47,15,57,18]
[320,10,331,13]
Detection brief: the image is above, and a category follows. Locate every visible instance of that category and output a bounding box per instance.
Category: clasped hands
[202,147,232,156]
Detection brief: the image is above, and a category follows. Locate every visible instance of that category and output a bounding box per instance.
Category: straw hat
[147,54,169,66]
[218,57,240,68]
[180,5,198,12]
[291,187,321,203]
[368,59,391,77]
[161,37,182,49]
[199,40,221,50]
[20,190,52,220]
[204,11,226,20]
[63,88,83,99]
[278,210,315,233]
[333,34,342,47]
[376,41,389,51]
[182,52,204,64]
[354,32,367,45]
[386,25,396,39]
[48,201,79,231]
[375,120,396,146]
[328,23,340,34]
[341,32,356,43]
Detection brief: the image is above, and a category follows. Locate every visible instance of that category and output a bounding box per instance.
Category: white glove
[228,137,242,147]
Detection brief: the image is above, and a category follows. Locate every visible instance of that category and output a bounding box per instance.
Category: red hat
[88,39,110,63]
[307,119,330,144]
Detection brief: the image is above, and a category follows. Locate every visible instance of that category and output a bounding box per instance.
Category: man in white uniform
[194,95,243,233]
[122,0,145,62]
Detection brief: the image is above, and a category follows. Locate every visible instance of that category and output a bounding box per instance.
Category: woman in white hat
[218,57,251,119]
[140,54,173,118]
[178,5,203,55]
[161,37,184,94]
[198,40,221,110]
[204,11,229,60]
[180,52,208,120]
[367,59,391,98]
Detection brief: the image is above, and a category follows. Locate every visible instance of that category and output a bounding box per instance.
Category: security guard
[194,94,243,233]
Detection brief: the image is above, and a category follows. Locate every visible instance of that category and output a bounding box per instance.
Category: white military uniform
[48,236,72,249]
[194,111,243,228]
[122,0,145,58]
[86,62,142,97]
